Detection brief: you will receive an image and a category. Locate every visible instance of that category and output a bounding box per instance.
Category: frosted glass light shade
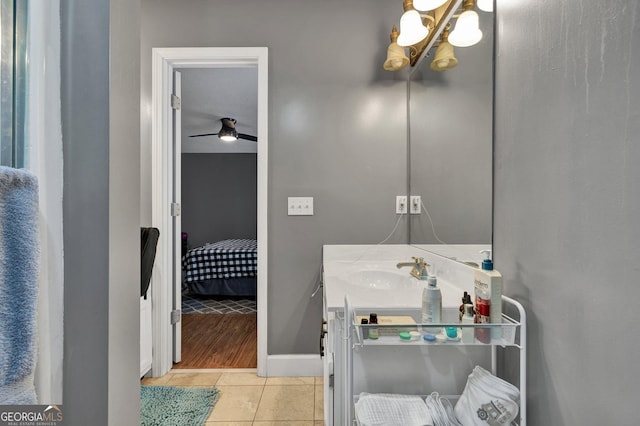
[430,41,458,71]
[413,0,448,11]
[384,42,410,71]
[448,10,482,47]
[397,10,429,47]
[477,0,494,12]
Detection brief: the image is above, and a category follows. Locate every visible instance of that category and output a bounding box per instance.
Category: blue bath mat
[140,385,220,426]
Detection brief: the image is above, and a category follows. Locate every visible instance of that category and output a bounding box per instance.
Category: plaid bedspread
[183,239,257,282]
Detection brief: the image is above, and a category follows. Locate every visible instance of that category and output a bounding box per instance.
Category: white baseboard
[266,354,323,377]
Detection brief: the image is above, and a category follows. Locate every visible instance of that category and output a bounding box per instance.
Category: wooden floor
[174,313,257,369]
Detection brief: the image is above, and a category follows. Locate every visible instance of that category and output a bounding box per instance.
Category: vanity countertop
[322,244,479,312]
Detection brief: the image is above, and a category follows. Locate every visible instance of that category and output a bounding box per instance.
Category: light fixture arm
[420,12,436,28]
[440,22,452,43]
[390,24,400,42]
[461,0,475,12]
[403,0,415,12]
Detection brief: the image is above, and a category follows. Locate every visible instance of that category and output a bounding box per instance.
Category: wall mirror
[408,7,494,267]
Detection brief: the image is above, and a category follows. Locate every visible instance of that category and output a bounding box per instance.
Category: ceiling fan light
[448,10,482,47]
[397,10,429,47]
[218,124,238,142]
[413,0,448,11]
[218,119,238,142]
[219,134,238,142]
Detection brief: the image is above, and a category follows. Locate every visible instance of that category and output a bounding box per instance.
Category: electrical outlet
[410,196,421,214]
[396,196,408,214]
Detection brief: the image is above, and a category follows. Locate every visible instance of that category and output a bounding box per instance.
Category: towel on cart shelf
[183,239,257,282]
[0,167,39,404]
[355,392,433,426]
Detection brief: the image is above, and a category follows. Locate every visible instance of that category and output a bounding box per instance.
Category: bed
[182,238,257,296]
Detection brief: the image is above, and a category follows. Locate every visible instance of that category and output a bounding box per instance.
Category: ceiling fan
[189,117,257,142]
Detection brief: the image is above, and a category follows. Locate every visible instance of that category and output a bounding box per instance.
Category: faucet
[396,256,429,279]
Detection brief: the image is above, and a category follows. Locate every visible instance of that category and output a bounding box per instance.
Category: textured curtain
[27,0,63,405]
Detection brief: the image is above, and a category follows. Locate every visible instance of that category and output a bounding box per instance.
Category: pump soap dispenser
[473,250,503,341]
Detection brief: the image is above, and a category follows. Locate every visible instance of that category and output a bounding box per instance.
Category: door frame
[151,47,268,377]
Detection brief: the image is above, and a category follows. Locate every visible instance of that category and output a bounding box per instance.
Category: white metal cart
[343,294,527,425]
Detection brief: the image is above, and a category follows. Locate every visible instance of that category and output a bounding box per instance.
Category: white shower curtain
[26,0,63,405]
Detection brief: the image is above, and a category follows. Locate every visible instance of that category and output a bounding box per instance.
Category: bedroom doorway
[177,101,258,368]
[151,47,268,377]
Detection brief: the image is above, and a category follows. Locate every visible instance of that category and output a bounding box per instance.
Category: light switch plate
[288,197,314,215]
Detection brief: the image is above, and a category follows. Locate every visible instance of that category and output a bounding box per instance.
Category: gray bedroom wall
[182,153,257,248]
[61,0,141,424]
[494,1,640,423]
[141,0,408,354]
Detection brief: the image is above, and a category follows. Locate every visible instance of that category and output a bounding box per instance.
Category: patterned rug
[182,293,257,314]
[140,385,219,426]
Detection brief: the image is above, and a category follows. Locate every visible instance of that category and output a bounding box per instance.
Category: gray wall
[61,0,141,424]
[494,1,640,423]
[182,153,257,248]
[409,13,494,245]
[141,0,408,354]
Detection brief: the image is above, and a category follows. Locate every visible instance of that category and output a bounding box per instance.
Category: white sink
[344,270,415,290]
[323,245,476,311]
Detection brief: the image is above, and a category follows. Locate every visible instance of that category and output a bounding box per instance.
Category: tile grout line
[313,381,317,424]
[252,382,267,424]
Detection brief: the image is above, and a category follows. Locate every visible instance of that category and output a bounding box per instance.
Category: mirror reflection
[408,9,494,266]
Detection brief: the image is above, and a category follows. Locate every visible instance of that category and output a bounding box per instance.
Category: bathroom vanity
[321,244,526,425]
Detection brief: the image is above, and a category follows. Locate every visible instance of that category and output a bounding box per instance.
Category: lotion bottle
[473,250,503,342]
[421,275,442,334]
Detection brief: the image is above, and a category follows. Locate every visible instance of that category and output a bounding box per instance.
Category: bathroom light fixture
[448,0,483,47]
[476,0,493,12]
[397,0,430,47]
[430,24,458,71]
[384,0,462,69]
[383,0,488,71]
[413,0,448,11]
[384,25,410,71]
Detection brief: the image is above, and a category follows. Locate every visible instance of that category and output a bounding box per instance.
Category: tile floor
[142,369,324,425]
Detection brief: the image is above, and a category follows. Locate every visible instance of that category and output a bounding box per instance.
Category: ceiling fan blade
[189,133,219,138]
[238,133,258,142]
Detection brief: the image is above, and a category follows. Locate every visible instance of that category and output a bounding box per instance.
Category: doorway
[177,69,258,366]
[150,47,268,377]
